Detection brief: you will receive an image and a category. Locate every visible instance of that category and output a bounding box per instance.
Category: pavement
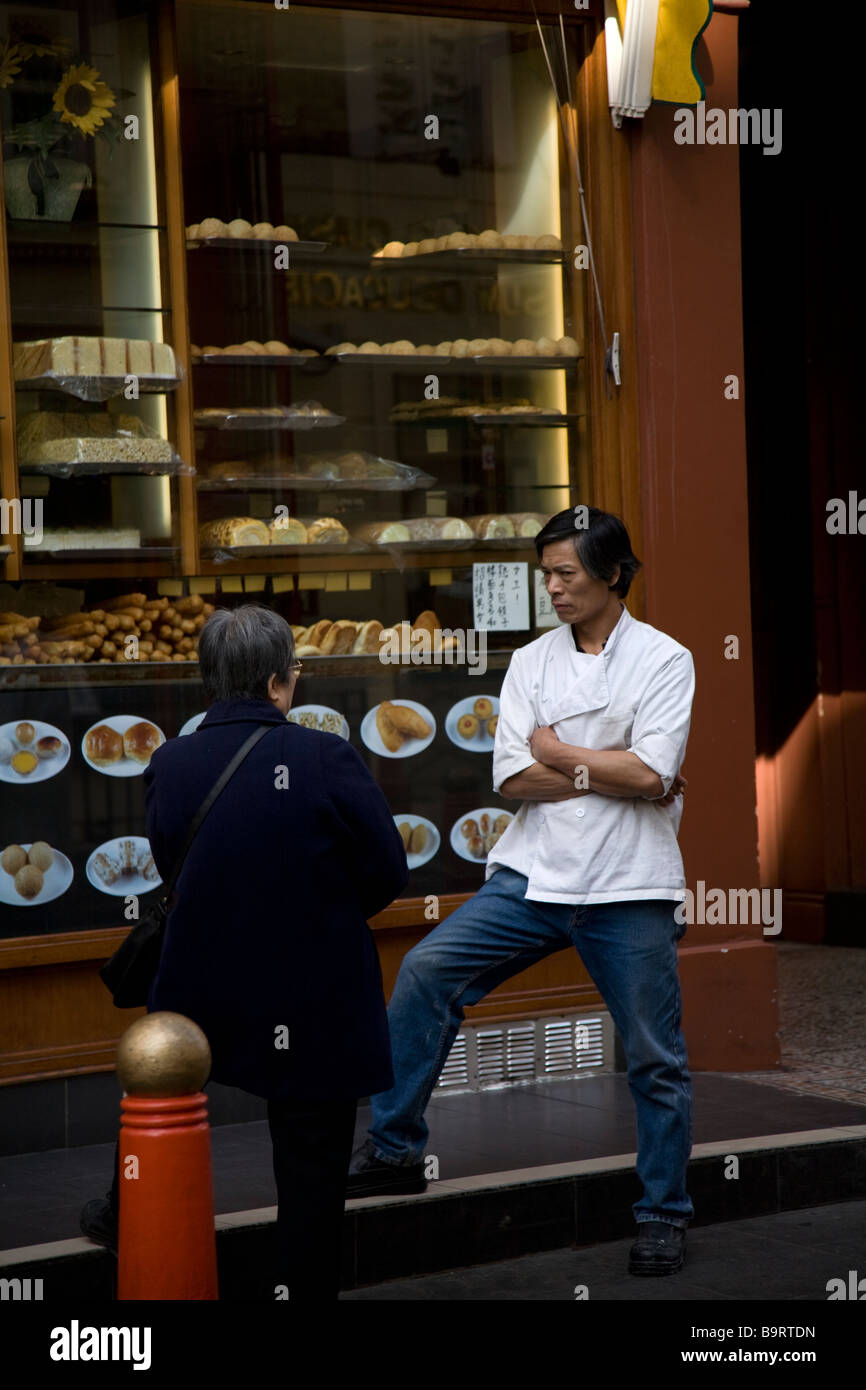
[342,1198,866,1301]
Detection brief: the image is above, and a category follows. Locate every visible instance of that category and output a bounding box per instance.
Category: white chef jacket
[488,603,694,904]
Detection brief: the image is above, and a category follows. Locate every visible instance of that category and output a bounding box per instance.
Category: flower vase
[3,156,93,221]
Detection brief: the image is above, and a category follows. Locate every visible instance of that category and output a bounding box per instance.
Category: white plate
[287,704,349,739]
[178,711,206,737]
[86,836,161,897]
[360,700,436,758]
[0,720,70,784]
[393,814,439,869]
[449,807,515,864]
[0,843,73,906]
[444,695,499,753]
[81,715,166,776]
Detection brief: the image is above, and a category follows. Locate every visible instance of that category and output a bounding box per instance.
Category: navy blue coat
[143,698,408,1101]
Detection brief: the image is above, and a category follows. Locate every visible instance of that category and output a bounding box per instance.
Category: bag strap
[160,723,273,902]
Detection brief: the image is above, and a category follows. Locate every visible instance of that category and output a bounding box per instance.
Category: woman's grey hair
[198,605,295,702]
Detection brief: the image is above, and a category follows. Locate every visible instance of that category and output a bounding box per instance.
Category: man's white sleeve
[492,651,539,795]
[628,649,695,797]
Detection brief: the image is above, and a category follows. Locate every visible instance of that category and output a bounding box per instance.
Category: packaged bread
[305,517,349,545]
[404,517,473,541]
[268,515,308,545]
[13,336,177,382]
[16,409,174,464]
[199,517,270,547]
[352,521,411,544]
[467,514,516,540]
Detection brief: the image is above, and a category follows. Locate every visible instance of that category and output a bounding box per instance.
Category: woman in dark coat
[83,605,408,1300]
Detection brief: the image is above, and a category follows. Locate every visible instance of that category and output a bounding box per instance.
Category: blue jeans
[368,866,693,1227]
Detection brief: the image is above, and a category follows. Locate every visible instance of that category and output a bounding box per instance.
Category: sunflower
[0,42,24,88]
[52,63,116,136]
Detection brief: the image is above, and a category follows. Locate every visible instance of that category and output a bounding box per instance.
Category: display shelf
[194,409,345,431]
[193,354,326,370]
[370,247,565,268]
[187,237,328,254]
[22,546,180,563]
[196,473,433,492]
[20,459,192,478]
[5,221,166,247]
[20,557,182,580]
[0,646,517,691]
[196,540,536,576]
[394,412,584,427]
[333,354,578,370]
[15,374,181,401]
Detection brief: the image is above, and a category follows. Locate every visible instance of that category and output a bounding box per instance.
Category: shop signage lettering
[284,273,545,318]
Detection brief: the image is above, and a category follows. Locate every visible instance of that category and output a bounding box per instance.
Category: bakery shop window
[0,2,591,937]
[1,0,184,572]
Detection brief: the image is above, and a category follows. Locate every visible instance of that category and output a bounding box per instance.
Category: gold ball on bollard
[116,1012,212,1097]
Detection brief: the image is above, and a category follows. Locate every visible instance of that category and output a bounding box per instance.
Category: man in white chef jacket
[349,506,695,1276]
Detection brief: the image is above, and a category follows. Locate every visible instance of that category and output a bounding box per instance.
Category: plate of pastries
[287,705,349,739]
[87,837,161,896]
[0,720,70,782]
[445,696,499,752]
[82,716,165,776]
[0,841,73,905]
[450,808,515,863]
[361,700,436,758]
[394,815,440,869]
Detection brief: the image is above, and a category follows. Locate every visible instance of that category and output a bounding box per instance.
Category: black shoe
[628,1220,686,1275]
[79,1197,118,1256]
[346,1138,427,1199]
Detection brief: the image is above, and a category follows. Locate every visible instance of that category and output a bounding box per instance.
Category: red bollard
[118,1093,218,1301]
[115,1012,218,1301]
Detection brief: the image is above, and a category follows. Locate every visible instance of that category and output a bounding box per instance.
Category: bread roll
[306,517,349,545]
[384,702,431,738]
[409,824,427,854]
[15,721,35,744]
[412,610,441,635]
[35,735,62,759]
[461,819,478,839]
[1,845,28,875]
[28,841,53,872]
[351,521,409,545]
[85,724,124,767]
[305,620,333,648]
[123,721,164,765]
[376,703,403,753]
[467,835,486,859]
[457,714,479,740]
[511,339,538,356]
[467,514,515,540]
[15,864,43,898]
[352,620,384,654]
[405,517,473,541]
[535,234,562,250]
[398,822,412,850]
[199,517,270,547]
[269,515,307,545]
[509,512,549,537]
[318,620,357,656]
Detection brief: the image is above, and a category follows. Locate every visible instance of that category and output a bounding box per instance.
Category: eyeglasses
[289,661,303,676]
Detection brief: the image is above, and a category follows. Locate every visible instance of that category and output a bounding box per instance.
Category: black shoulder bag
[99,724,273,1008]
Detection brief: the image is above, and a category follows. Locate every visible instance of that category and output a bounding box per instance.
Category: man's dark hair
[198,605,295,702]
[535,506,642,598]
